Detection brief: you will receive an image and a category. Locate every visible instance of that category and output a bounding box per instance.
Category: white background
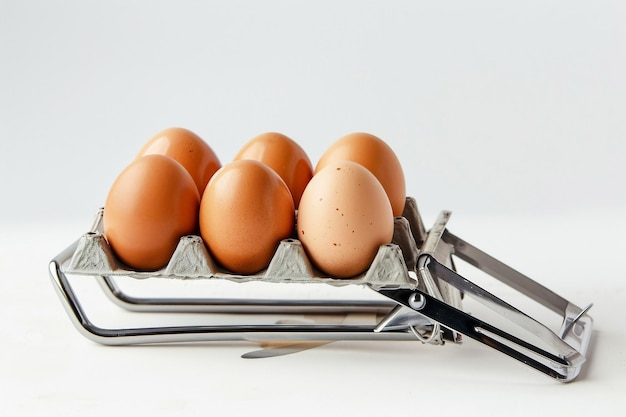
[1,1,625,416]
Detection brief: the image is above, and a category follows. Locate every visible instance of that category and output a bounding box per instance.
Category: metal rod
[96,275,396,314]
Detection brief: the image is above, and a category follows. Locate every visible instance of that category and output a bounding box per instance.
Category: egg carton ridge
[66,199,423,290]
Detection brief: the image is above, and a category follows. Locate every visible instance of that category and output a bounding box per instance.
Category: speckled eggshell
[315,132,406,217]
[199,159,295,274]
[297,160,394,278]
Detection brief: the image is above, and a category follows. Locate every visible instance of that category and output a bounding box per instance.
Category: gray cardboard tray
[65,197,426,291]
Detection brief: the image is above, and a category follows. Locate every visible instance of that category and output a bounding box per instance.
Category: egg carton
[49,197,593,382]
[64,202,422,290]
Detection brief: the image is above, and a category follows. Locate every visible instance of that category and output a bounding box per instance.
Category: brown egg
[233,132,313,208]
[315,132,406,216]
[137,127,221,196]
[298,160,394,278]
[104,154,200,271]
[200,159,295,274]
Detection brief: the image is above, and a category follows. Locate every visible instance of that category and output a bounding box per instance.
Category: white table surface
[2,212,624,416]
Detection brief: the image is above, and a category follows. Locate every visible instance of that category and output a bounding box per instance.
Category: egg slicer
[49,197,593,382]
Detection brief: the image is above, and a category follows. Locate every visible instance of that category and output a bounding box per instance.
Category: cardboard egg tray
[66,197,427,291]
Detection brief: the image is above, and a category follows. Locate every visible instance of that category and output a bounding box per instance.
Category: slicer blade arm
[377,286,581,381]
